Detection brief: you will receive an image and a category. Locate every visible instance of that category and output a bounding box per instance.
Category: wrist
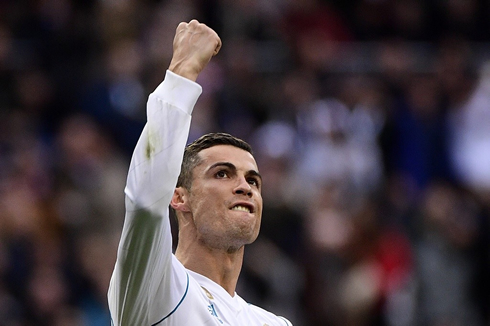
[168,60,199,82]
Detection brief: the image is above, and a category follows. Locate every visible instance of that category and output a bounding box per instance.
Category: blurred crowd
[1,0,490,325]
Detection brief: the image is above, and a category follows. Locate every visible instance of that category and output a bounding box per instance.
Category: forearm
[125,70,202,213]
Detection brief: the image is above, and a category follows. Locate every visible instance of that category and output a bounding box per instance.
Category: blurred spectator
[413,181,483,325]
[303,184,414,325]
[382,69,453,192]
[54,114,127,236]
[281,0,353,70]
[291,74,385,202]
[449,61,490,200]
[79,38,146,154]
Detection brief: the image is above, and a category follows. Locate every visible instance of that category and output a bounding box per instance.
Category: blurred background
[1,0,490,325]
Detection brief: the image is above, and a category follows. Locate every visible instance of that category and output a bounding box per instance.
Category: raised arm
[125,20,221,211]
[108,20,221,326]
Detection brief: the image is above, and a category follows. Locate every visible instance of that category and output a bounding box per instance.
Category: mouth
[230,203,254,213]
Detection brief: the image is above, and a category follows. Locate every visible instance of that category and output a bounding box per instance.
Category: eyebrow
[208,162,262,182]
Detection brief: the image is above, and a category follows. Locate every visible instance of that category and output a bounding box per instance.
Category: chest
[159,284,283,326]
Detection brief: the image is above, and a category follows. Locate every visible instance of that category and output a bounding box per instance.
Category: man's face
[186,145,263,251]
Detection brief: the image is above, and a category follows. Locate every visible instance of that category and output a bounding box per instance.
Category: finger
[176,22,187,34]
[188,19,200,28]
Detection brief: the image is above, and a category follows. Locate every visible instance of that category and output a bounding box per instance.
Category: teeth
[232,205,250,213]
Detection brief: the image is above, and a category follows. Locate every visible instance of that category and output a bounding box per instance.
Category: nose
[234,176,252,197]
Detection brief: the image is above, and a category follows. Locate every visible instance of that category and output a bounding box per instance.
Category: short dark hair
[176,132,253,190]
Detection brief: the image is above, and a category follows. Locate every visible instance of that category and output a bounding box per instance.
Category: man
[108,20,293,326]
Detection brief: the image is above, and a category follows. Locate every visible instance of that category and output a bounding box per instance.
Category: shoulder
[236,296,293,326]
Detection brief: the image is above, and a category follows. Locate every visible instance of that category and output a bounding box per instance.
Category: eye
[247,178,260,187]
[216,170,228,178]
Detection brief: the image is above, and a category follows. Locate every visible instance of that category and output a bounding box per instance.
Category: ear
[170,187,190,212]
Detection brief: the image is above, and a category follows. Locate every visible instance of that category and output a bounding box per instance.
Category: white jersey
[108,71,293,326]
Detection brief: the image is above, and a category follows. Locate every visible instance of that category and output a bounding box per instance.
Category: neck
[175,241,244,296]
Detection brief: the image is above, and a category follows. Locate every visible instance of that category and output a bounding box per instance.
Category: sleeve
[108,70,202,325]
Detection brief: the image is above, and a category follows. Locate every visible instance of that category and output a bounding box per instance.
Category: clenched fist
[169,20,222,81]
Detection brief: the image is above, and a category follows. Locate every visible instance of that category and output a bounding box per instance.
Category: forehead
[197,145,258,170]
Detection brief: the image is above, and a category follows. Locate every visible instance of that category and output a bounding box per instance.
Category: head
[171,133,263,252]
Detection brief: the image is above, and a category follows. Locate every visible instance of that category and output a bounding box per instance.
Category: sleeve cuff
[152,70,203,115]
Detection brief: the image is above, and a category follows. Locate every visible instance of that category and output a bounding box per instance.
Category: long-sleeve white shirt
[108,71,293,326]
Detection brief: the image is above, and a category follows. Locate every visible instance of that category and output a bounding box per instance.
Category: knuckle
[177,22,187,29]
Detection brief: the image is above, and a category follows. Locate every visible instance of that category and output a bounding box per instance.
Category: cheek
[256,193,263,212]
[188,188,221,214]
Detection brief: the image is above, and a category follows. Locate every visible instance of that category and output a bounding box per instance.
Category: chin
[226,228,260,251]
[243,227,261,245]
